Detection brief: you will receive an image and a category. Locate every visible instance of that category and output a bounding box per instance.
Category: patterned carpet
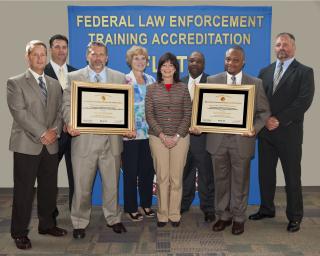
[0,187,319,255]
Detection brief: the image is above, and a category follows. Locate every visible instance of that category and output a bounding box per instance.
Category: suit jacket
[62,66,126,157]
[181,73,209,154]
[258,59,315,144]
[206,72,270,158]
[7,70,62,155]
[44,62,77,81]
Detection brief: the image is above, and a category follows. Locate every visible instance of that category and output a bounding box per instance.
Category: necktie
[95,74,101,83]
[231,75,236,85]
[190,80,196,101]
[58,68,67,89]
[38,77,47,103]
[273,62,283,93]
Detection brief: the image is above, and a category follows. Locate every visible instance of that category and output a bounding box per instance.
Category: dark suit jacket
[181,73,209,154]
[206,72,270,158]
[44,62,77,81]
[258,59,314,144]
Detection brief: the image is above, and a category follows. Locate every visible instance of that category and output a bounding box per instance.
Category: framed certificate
[191,83,255,134]
[71,81,134,134]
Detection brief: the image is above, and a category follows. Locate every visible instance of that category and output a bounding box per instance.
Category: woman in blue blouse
[123,46,156,221]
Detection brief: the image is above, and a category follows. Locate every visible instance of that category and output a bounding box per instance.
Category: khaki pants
[149,135,190,222]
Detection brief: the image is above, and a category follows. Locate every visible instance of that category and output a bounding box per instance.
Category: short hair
[86,41,108,56]
[126,45,149,68]
[276,32,295,41]
[25,40,47,55]
[226,45,245,60]
[49,34,68,48]
[157,52,180,83]
[189,51,205,64]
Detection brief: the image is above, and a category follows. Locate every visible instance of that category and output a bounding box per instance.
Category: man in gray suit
[206,46,270,235]
[63,41,127,239]
[7,40,67,250]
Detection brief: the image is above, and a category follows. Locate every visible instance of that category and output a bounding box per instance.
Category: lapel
[200,73,208,83]
[265,62,277,98]
[241,73,250,85]
[45,63,58,80]
[45,74,55,111]
[106,67,113,83]
[25,70,47,106]
[273,59,298,95]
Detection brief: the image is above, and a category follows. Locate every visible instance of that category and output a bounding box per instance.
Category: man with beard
[249,33,315,233]
[63,41,127,239]
[180,51,215,223]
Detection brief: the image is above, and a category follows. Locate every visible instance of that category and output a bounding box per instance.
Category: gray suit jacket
[7,70,62,155]
[206,72,270,158]
[62,66,126,157]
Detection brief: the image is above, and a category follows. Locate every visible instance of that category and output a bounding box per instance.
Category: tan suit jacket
[62,66,126,157]
[7,70,62,155]
[206,72,270,158]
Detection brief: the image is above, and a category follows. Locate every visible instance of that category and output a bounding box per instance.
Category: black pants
[122,139,155,213]
[258,137,303,222]
[57,130,74,210]
[11,148,58,238]
[181,149,215,214]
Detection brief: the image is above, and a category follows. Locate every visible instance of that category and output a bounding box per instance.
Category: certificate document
[201,93,245,125]
[71,81,134,134]
[191,83,255,134]
[81,92,125,125]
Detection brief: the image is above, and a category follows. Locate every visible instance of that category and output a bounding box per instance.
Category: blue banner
[68,5,272,205]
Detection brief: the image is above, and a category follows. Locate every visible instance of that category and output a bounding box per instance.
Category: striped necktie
[38,76,47,103]
[231,75,236,85]
[95,74,101,83]
[273,62,284,93]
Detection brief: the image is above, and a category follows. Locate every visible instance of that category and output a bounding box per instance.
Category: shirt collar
[50,60,67,73]
[88,66,107,83]
[29,68,46,83]
[276,57,294,72]
[227,71,242,85]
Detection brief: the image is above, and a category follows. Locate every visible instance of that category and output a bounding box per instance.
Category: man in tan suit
[206,46,270,235]
[63,41,127,239]
[7,40,67,250]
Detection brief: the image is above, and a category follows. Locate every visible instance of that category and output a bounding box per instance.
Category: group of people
[7,32,314,250]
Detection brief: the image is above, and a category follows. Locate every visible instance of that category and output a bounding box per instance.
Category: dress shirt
[187,73,203,101]
[227,71,242,85]
[50,60,68,89]
[29,68,47,90]
[88,66,107,83]
[274,57,294,80]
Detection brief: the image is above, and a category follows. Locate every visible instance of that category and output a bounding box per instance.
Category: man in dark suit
[181,51,215,223]
[7,40,67,250]
[44,34,77,212]
[205,46,270,235]
[249,32,315,233]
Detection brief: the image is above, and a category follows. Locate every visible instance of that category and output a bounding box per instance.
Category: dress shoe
[204,212,216,223]
[287,221,300,232]
[248,211,275,220]
[157,221,167,227]
[38,226,67,236]
[73,229,85,239]
[107,222,127,233]
[212,219,232,232]
[127,212,143,222]
[232,221,244,235]
[171,221,180,227]
[13,236,32,250]
[141,207,156,218]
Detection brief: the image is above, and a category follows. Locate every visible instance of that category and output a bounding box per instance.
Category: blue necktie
[38,77,47,103]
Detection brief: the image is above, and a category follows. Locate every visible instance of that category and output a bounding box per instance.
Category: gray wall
[0,1,319,187]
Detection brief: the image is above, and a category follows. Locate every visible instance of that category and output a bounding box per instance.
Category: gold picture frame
[191,83,255,134]
[71,81,134,135]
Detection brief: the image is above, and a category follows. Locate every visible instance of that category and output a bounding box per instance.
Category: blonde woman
[122,46,156,221]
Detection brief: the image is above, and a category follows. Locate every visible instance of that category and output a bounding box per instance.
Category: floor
[0,187,319,256]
